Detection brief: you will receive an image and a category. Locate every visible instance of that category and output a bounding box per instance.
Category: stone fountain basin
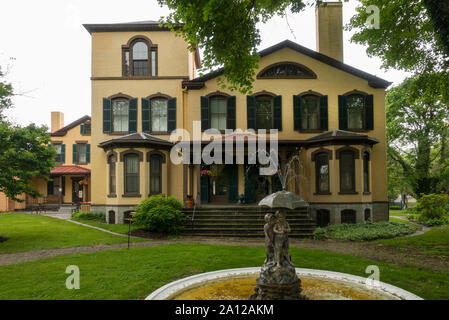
[145,267,422,300]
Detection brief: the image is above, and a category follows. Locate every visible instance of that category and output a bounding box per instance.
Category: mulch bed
[0,236,8,243]
[130,229,174,240]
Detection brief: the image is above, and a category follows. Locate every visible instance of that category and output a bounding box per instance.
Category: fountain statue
[250,191,308,300]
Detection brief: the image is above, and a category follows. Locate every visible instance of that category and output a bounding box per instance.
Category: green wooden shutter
[72,144,78,164]
[273,96,282,131]
[80,124,85,135]
[200,174,209,204]
[62,176,65,196]
[168,97,177,133]
[338,95,348,130]
[103,98,112,133]
[365,95,374,130]
[293,95,302,131]
[86,144,91,163]
[201,96,210,131]
[141,98,151,132]
[61,144,66,164]
[320,95,329,131]
[244,165,256,204]
[228,165,239,203]
[47,180,54,195]
[227,96,236,130]
[247,96,256,130]
[129,98,138,133]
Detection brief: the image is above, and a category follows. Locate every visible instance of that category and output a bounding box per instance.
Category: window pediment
[257,62,317,79]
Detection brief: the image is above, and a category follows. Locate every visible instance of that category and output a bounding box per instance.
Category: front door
[72,179,83,203]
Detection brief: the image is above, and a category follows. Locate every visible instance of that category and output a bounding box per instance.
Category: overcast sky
[0,0,411,129]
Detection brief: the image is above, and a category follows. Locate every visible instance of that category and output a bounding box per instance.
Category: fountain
[146,155,422,301]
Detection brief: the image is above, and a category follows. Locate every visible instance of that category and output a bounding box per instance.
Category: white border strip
[145,267,422,300]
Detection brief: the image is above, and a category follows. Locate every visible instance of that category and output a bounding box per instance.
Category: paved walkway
[390,215,430,236]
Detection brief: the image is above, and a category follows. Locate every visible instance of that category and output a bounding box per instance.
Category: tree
[0,65,55,202]
[347,0,449,73]
[386,73,449,197]
[158,0,310,93]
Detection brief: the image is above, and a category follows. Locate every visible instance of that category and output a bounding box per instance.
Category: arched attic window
[257,62,317,79]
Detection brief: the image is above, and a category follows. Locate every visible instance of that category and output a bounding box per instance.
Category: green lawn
[389,217,421,230]
[72,218,140,235]
[0,213,145,254]
[377,225,449,256]
[0,243,447,300]
[390,209,409,217]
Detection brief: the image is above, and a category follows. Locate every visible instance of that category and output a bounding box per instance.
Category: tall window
[109,154,117,195]
[53,144,64,163]
[346,94,365,130]
[340,151,356,193]
[123,37,158,77]
[77,144,88,164]
[301,95,320,130]
[125,154,139,194]
[151,98,168,132]
[316,153,330,194]
[255,95,273,130]
[132,41,149,76]
[150,155,162,194]
[112,99,129,132]
[210,97,227,131]
[363,151,370,193]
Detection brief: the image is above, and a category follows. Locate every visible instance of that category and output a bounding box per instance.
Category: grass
[389,217,421,230]
[376,225,449,257]
[390,209,409,217]
[0,243,448,300]
[72,218,140,235]
[0,213,145,254]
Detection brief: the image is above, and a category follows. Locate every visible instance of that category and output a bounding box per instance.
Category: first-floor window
[151,98,168,132]
[316,153,330,193]
[150,155,162,194]
[125,154,139,194]
[340,151,355,193]
[109,154,117,195]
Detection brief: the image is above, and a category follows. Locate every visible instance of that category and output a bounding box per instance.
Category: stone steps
[182,207,316,238]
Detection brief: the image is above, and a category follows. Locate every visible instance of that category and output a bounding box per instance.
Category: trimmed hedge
[72,211,105,222]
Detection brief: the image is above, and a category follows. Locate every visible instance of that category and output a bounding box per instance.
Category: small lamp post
[124,212,135,249]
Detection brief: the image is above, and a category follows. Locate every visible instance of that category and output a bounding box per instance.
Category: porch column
[189,165,194,196]
[183,164,187,204]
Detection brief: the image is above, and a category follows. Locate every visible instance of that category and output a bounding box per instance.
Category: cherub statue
[263,213,277,265]
[273,211,293,268]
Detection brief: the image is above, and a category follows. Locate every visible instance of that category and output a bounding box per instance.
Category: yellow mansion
[9,2,389,230]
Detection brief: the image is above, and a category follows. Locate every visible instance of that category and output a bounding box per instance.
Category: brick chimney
[316,1,344,62]
[51,112,64,132]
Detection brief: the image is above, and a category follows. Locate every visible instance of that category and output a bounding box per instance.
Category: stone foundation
[309,202,389,226]
[91,205,136,224]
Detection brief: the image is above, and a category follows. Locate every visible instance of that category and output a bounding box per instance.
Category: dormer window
[122,36,158,77]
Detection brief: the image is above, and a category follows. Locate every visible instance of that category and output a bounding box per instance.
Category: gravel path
[391,216,431,236]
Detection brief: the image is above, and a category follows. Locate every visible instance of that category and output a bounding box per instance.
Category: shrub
[72,211,105,222]
[134,194,185,234]
[313,221,414,241]
[416,215,449,227]
[416,193,449,219]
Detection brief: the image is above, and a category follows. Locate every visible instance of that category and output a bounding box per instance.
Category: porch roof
[98,132,173,150]
[51,165,91,175]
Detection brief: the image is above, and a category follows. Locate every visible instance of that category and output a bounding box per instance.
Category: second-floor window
[247,94,282,131]
[112,99,129,132]
[151,98,168,132]
[301,95,320,130]
[346,94,365,130]
[339,91,374,131]
[210,97,227,131]
[255,95,273,130]
[53,144,65,164]
[73,144,90,164]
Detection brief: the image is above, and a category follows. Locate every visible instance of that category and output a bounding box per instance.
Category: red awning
[51,165,91,175]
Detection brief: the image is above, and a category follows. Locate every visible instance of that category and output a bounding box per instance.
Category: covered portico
[47,165,91,206]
